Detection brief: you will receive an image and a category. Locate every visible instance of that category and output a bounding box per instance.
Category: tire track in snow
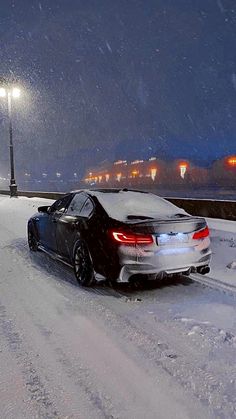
[189,273,236,295]
[2,228,236,417]
[0,302,60,419]
[78,294,236,418]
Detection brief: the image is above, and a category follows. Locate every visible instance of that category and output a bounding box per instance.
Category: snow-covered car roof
[88,189,187,221]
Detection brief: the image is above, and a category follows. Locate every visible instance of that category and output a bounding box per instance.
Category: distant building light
[149,157,157,161]
[131,170,139,177]
[228,156,236,166]
[116,173,122,182]
[98,175,102,183]
[114,160,127,165]
[131,160,144,165]
[89,172,92,176]
[105,174,110,182]
[179,162,188,179]
[56,172,61,178]
[150,168,157,180]
[74,172,77,178]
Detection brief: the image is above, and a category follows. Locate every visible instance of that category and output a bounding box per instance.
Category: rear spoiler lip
[123,216,206,226]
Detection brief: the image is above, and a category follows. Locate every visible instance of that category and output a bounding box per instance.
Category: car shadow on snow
[8,238,194,297]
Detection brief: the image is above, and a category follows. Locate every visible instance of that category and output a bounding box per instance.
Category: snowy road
[0,196,236,419]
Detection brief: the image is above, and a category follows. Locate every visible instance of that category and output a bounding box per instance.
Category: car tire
[73,241,95,287]
[28,227,38,251]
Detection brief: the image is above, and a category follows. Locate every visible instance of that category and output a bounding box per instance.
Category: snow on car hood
[90,190,187,221]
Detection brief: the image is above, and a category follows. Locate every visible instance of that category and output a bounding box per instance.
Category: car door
[38,195,72,251]
[36,210,51,249]
[56,193,94,261]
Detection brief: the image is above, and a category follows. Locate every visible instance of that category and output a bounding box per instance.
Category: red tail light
[193,226,210,240]
[111,231,153,245]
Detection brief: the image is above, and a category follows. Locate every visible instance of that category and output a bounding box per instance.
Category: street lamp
[0,83,21,197]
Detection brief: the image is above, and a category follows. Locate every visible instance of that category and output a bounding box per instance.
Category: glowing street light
[0,87,7,97]
[12,87,21,98]
[0,81,21,197]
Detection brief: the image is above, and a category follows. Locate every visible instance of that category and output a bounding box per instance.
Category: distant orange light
[179,162,188,179]
[116,173,122,182]
[228,156,236,166]
[150,168,157,180]
[179,162,188,169]
[132,170,138,176]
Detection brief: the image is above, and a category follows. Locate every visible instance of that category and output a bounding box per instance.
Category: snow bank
[207,217,236,233]
[0,196,54,237]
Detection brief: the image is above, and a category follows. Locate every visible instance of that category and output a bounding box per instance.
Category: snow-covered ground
[0,195,236,419]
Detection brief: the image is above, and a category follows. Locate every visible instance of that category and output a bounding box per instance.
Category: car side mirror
[38,205,50,214]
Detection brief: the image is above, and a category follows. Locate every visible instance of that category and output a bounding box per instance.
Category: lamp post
[0,84,21,197]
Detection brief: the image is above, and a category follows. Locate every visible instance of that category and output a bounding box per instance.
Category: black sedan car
[28,189,211,286]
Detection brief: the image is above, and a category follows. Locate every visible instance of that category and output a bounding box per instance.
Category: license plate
[157,233,189,245]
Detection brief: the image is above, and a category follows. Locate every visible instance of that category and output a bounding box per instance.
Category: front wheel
[28,227,38,251]
[73,242,95,287]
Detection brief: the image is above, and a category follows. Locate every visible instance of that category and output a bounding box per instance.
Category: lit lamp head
[0,86,21,98]
[0,87,6,97]
[12,87,21,98]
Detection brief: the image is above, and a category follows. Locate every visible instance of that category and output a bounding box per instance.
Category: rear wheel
[73,241,94,287]
[28,227,38,251]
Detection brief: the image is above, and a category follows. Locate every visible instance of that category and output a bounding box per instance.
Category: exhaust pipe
[156,272,166,280]
[197,266,210,275]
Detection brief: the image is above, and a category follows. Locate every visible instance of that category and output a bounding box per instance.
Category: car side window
[67,193,88,215]
[80,198,94,218]
[50,195,72,214]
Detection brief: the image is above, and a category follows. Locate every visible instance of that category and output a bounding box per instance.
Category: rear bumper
[117,239,212,282]
[118,258,211,282]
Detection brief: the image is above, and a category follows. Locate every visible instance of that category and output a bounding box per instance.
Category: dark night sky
[0,0,236,177]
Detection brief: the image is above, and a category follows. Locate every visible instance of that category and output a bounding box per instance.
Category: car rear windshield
[92,191,187,221]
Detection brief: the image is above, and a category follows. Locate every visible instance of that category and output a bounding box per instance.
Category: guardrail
[167,197,236,221]
[0,189,64,201]
[0,189,235,221]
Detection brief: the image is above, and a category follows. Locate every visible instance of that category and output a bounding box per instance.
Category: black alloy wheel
[28,228,38,251]
[73,241,95,286]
